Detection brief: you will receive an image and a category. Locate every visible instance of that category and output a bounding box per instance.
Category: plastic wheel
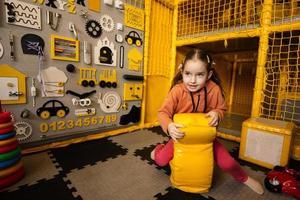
[135,40,142,47]
[264,177,282,193]
[89,80,95,87]
[127,38,133,45]
[112,82,117,88]
[106,82,112,88]
[40,111,50,119]
[81,80,89,87]
[56,110,66,118]
[99,81,106,88]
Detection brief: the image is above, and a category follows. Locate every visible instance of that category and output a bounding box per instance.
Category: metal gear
[100,15,114,32]
[14,121,33,141]
[85,20,102,38]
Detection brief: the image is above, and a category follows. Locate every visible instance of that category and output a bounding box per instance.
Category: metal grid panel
[177,0,262,39]
[261,30,300,131]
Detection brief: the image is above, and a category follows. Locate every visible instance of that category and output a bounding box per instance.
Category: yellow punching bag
[170,113,216,193]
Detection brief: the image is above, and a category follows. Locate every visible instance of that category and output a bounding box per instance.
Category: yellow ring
[0,160,23,178]
[0,121,14,129]
[0,137,17,147]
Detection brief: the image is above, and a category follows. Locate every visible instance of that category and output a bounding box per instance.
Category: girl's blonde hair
[171,48,225,97]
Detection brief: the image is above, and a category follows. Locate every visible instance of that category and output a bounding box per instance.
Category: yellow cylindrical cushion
[170,113,216,193]
[174,113,211,127]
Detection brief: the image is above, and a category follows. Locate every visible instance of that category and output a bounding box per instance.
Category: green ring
[0,147,21,162]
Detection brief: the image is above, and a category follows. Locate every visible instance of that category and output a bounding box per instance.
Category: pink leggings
[154,139,248,183]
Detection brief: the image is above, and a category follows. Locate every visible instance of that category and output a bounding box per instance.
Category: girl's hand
[168,122,185,141]
[205,111,220,127]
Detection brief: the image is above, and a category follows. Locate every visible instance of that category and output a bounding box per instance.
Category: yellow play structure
[24,0,299,164]
[143,0,300,168]
[170,113,216,193]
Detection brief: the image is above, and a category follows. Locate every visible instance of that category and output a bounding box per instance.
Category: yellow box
[239,117,295,169]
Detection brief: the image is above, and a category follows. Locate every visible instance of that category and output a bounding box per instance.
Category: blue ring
[0,131,16,140]
[0,154,21,169]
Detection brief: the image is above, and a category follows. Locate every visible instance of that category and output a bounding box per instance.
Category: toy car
[36,100,69,119]
[264,166,300,199]
[125,31,142,47]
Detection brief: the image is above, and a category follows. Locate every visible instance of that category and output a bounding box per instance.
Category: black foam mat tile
[154,187,215,200]
[50,138,127,173]
[0,175,81,200]
[134,144,171,175]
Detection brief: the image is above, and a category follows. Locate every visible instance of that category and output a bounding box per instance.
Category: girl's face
[182,59,212,92]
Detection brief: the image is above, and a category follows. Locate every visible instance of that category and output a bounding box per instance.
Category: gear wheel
[14,121,33,141]
[100,15,114,32]
[85,20,102,38]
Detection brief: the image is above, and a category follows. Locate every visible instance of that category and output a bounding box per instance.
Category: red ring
[0,112,11,124]
[0,166,25,189]
[0,141,19,154]
[0,126,14,135]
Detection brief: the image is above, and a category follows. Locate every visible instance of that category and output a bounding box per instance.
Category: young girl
[151,48,264,195]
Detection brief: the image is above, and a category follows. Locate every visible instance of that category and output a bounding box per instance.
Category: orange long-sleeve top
[157,80,227,133]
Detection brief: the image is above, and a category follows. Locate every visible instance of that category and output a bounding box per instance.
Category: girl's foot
[150,149,155,160]
[150,144,165,161]
[244,176,264,195]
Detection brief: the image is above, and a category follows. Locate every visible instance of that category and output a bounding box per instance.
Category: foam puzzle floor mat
[0,128,295,200]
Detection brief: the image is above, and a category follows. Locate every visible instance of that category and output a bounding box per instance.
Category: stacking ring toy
[0,154,21,169]
[0,122,14,129]
[0,131,16,140]
[0,147,21,162]
[0,160,23,178]
[0,166,25,189]
[0,137,17,147]
[0,141,19,154]
[0,126,14,135]
[0,112,11,124]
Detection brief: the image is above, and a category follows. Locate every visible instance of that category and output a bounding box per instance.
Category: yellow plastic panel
[88,0,100,12]
[123,83,143,101]
[134,83,143,100]
[124,4,144,31]
[123,83,135,101]
[170,113,216,193]
[128,48,142,71]
[0,64,27,104]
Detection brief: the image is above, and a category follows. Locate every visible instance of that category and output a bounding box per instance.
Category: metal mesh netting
[177,0,262,38]
[261,30,300,130]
